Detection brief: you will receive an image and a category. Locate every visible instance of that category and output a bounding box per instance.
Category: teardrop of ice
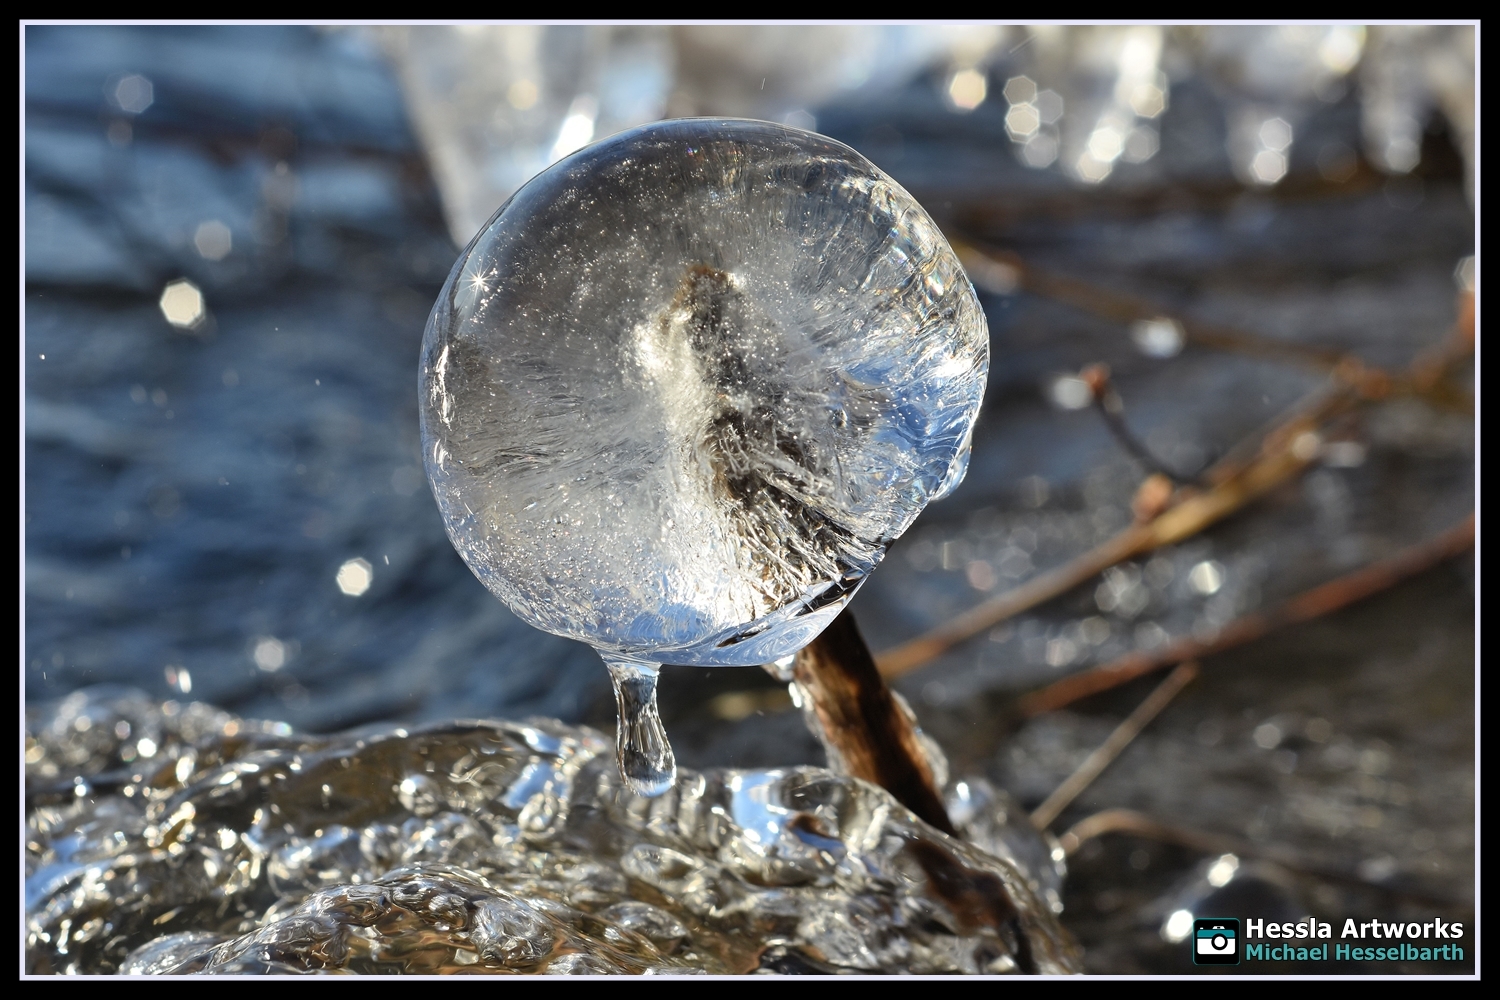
[602,654,676,797]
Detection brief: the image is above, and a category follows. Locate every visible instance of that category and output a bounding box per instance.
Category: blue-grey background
[26,27,610,727]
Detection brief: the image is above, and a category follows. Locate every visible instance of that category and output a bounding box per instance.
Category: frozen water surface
[421,118,987,792]
[25,688,1078,974]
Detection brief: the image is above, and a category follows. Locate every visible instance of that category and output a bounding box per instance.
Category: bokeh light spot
[1130,316,1184,358]
[1381,135,1420,174]
[253,637,286,672]
[1253,722,1283,749]
[782,109,817,132]
[1318,26,1365,75]
[1455,255,1475,292]
[193,220,233,261]
[1206,853,1240,887]
[112,74,154,114]
[1189,560,1224,595]
[1258,117,1294,152]
[1034,89,1065,124]
[947,69,988,111]
[1123,125,1160,163]
[550,95,597,160]
[507,78,538,110]
[1087,125,1125,163]
[1076,153,1113,184]
[159,279,206,329]
[1049,375,1093,410]
[1004,103,1040,139]
[1021,132,1059,169]
[1162,909,1195,943]
[1129,82,1167,119]
[1250,148,1288,185]
[336,557,374,596]
[1001,75,1036,106]
[164,665,193,694]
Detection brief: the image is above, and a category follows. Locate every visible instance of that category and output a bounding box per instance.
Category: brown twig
[1408,289,1476,413]
[878,275,1472,681]
[1057,808,1245,859]
[876,382,1352,677]
[951,239,1350,371]
[1030,661,1199,830]
[1056,808,1467,905]
[1016,513,1475,716]
[878,524,1149,678]
[876,262,1470,683]
[875,306,1472,681]
[792,608,956,834]
[1080,363,1197,482]
[954,239,1474,414]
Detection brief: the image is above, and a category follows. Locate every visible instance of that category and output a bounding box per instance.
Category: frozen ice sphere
[421,118,988,667]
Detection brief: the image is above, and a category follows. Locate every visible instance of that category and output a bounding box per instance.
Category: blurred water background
[25,25,1474,974]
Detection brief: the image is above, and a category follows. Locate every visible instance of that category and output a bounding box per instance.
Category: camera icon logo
[1193,918,1240,965]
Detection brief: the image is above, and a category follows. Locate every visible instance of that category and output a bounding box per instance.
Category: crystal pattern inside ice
[421,119,988,791]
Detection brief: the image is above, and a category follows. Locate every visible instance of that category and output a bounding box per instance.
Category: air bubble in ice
[421,118,988,794]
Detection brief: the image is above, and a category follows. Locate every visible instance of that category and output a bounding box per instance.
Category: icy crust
[27,688,1078,975]
[421,119,988,664]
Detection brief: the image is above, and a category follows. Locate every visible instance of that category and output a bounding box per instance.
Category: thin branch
[792,608,956,835]
[954,239,1474,414]
[878,523,1149,678]
[1029,661,1199,830]
[1080,363,1198,482]
[951,239,1350,371]
[1057,808,1241,859]
[1408,289,1476,413]
[876,263,1470,691]
[1016,513,1475,716]
[1056,808,1468,906]
[876,301,1474,680]
[876,383,1352,677]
